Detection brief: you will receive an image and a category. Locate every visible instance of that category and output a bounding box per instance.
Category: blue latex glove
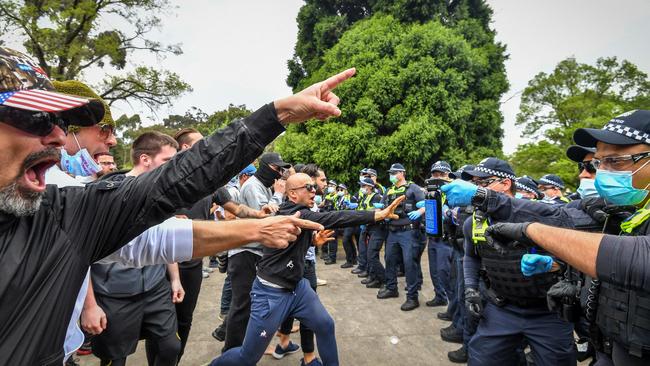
[521,254,553,276]
[407,210,422,221]
[440,179,478,207]
[347,202,358,209]
[373,203,385,209]
[415,200,425,209]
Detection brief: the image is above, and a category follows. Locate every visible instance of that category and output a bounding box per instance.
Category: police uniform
[357,178,386,287]
[427,161,454,307]
[538,174,571,206]
[572,110,650,365]
[378,163,425,310]
[461,159,575,366]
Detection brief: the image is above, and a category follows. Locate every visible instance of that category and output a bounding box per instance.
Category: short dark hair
[301,163,321,178]
[174,127,200,147]
[131,132,178,165]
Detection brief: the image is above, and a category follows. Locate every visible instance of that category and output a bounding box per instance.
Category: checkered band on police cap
[473,165,516,180]
[539,174,565,189]
[602,122,650,145]
[516,180,537,194]
[430,161,452,173]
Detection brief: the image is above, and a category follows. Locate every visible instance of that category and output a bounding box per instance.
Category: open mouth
[22,156,59,193]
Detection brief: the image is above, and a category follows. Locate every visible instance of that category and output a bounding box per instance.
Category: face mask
[314,195,323,205]
[60,133,101,177]
[254,163,282,187]
[389,174,398,184]
[326,187,335,194]
[337,191,344,197]
[515,192,524,199]
[576,178,598,198]
[595,160,650,205]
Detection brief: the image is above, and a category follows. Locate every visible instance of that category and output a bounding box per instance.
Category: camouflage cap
[0,47,104,126]
[52,80,114,132]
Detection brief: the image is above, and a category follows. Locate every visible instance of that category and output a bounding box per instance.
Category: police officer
[327,184,359,265]
[538,174,571,205]
[362,168,387,195]
[320,180,338,259]
[357,177,386,288]
[451,158,576,366]
[566,145,598,200]
[481,110,650,365]
[377,163,426,311]
[426,161,454,308]
[515,176,543,200]
[443,165,477,363]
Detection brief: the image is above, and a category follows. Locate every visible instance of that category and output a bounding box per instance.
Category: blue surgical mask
[576,178,598,198]
[60,133,101,177]
[389,174,398,184]
[515,192,524,199]
[594,160,650,205]
[326,187,335,194]
[314,195,323,205]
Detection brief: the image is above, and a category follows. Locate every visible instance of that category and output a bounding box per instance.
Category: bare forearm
[83,279,98,310]
[166,263,180,282]
[235,204,264,219]
[191,220,261,258]
[526,223,602,277]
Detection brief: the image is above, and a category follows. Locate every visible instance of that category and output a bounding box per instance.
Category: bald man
[211,173,404,366]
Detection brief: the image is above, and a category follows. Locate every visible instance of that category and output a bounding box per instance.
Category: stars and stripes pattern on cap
[0,89,90,112]
[603,122,650,145]
[474,165,516,180]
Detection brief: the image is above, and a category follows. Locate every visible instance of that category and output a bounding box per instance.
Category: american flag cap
[0,47,104,126]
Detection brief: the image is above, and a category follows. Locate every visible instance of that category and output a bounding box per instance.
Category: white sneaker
[316,278,327,286]
[203,267,214,273]
[202,272,210,279]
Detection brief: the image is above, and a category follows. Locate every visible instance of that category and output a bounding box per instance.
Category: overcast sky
[101,0,650,154]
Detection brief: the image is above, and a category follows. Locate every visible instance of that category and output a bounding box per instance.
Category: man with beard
[0,45,356,365]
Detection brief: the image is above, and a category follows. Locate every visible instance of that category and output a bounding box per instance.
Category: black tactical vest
[473,212,559,307]
[596,216,650,358]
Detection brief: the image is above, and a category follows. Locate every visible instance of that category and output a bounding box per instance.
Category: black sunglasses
[290,183,317,192]
[0,106,68,136]
[577,160,597,174]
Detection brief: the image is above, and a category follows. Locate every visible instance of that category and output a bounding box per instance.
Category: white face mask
[60,133,101,177]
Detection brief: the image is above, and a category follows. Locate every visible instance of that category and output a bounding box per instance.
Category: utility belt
[388,223,420,232]
[485,287,548,309]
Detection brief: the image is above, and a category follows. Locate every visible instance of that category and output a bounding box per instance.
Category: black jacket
[257,201,374,290]
[0,103,283,365]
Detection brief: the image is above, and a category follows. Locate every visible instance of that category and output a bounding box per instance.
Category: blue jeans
[211,278,338,366]
[468,302,575,366]
[220,273,232,315]
[427,236,452,301]
[385,229,420,299]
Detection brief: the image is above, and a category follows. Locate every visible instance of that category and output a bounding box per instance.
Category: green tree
[0,0,191,111]
[287,0,495,90]
[510,57,650,189]
[277,14,508,186]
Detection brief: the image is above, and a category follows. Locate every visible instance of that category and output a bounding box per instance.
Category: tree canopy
[0,0,191,111]
[510,57,650,189]
[278,9,508,186]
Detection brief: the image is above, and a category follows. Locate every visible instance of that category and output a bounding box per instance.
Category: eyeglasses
[592,151,650,171]
[98,124,115,140]
[290,183,317,192]
[474,178,502,188]
[577,160,597,174]
[0,106,68,136]
[538,185,557,191]
[99,161,116,166]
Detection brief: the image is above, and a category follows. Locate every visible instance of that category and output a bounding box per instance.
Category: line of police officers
[314,109,650,366]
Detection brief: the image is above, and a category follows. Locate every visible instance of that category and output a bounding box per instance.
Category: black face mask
[255,164,282,187]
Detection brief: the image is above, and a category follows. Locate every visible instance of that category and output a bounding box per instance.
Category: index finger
[320,68,356,92]
[388,195,406,209]
[291,217,324,231]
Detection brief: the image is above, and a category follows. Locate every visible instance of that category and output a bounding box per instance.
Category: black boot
[377,288,399,299]
[365,279,382,288]
[448,345,468,363]
[400,297,420,311]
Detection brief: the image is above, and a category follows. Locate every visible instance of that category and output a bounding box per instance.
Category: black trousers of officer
[366,225,387,282]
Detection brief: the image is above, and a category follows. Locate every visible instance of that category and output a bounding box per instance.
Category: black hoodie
[257,200,374,290]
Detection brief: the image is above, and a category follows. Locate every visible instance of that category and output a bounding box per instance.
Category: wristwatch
[471,187,488,208]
